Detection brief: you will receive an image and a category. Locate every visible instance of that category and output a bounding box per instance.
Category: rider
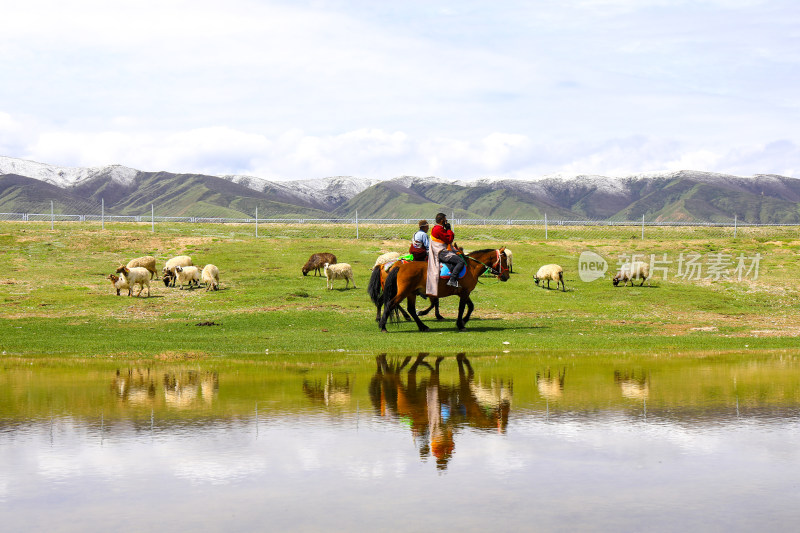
[409,220,430,261]
[431,213,465,288]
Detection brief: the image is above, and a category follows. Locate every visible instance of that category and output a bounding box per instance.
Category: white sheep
[106,274,129,296]
[126,255,157,279]
[373,251,401,268]
[613,261,650,287]
[201,264,220,291]
[324,262,356,290]
[174,265,201,289]
[162,255,193,287]
[533,264,565,291]
[116,266,151,297]
[505,248,513,273]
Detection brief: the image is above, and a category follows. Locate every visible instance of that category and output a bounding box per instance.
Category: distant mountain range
[2,155,799,223]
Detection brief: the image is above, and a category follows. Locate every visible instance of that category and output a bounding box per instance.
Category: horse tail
[367,266,383,306]
[382,266,403,323]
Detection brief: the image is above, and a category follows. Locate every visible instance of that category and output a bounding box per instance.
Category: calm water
[2,353,800,532]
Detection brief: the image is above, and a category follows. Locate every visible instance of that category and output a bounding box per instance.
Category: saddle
[439,264,467,280]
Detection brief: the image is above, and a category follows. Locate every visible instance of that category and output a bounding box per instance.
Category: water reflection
[302,374,352,406]
[3,354,800,530]
[536,367,566,401]
[368,353,511,470]
[110,368,219,409]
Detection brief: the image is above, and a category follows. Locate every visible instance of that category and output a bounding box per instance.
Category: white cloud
[1,1,799,179]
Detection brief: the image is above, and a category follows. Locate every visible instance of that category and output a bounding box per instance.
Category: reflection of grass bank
[1,222,799,358]
[2,352,800,421]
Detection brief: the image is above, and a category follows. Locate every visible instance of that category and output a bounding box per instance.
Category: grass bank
[1,222,799,359]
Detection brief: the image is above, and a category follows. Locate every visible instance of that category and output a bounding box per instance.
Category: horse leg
[462,296,475,326]
[397,305,413,322]
[406,294,430,332]
[456,296,468,330]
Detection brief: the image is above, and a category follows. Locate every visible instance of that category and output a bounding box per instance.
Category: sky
[1,0,799,181]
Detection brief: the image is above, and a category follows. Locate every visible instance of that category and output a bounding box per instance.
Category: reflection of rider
[430,213,466,289]
[409,220,430,261]
[367,353,510,471]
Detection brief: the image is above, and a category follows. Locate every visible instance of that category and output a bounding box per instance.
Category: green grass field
[1,221,799,360]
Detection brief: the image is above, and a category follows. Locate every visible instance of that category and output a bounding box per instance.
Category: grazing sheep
[162,255,193,287]
[373,251,401,268]
[126,255,157,279]
[505,248,513,273]
[324,262,355,290]
[174,265,201,290]
[534,264,565,291]
[106,274,129,296]
[201,264,220,291]
[115,266,151,297]
[613,261,650,287]
[303,252,337,276]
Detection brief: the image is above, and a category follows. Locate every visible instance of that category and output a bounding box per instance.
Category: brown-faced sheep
[106,274,129,296]
[302,253,337,276]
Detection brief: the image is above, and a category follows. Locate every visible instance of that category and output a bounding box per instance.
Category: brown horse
[367,261,442,322]
[378,247,509,332]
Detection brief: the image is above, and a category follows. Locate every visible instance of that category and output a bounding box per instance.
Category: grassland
[1,221,799,360]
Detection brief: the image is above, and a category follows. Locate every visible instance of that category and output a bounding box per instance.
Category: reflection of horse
[111,368,157,405]
[378,248,509,332]
[614,369,650,400]
[367,262,442,323]
[536,367,566,401]
[368,353,512,470]
[163,371,219,408]
[302,373,353,406]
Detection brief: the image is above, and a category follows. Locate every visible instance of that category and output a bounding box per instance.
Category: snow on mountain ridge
[0,156,139,187]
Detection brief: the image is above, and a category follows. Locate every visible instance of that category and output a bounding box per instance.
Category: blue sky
[1,0,798,180]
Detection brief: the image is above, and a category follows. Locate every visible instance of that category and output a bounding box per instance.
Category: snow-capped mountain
[3,155,800,223]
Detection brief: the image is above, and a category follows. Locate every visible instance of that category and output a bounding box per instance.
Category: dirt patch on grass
[155,350,212,361]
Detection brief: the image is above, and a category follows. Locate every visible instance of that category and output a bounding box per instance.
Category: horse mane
[469,248,499,255]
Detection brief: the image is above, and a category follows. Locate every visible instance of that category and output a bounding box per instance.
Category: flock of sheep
[302,247,651,295]
[107,246,650,299]
[106,255,220,297]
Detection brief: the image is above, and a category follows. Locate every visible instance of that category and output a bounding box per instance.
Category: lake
[2,352,800,532]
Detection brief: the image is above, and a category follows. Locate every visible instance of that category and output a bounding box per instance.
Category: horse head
[467,247,510,281]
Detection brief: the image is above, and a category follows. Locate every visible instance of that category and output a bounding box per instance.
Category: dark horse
[378,248,509,332]
[367,262,443,323]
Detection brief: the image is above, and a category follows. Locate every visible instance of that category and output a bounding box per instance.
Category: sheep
[373,251,401,268]
[534,264,565,291]
[106,274,129,296]
[505,248,513,273]
[613,261,650,287]
[201,264,220,291]
[323,262,355,290]
[302,252,337,276]
[174,265,201,290]
[162,255,193,287]
[115,266,151,297]
[126,255,157,279]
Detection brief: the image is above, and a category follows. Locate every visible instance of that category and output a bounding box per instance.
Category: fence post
[101,198,104,230]
[641,214,645,240]
[255,206,258,238]
[51,201,54,230]
[734,214,737,239]
[151,204,155,233]
[356,210,359,240]
[544,213,548,240]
